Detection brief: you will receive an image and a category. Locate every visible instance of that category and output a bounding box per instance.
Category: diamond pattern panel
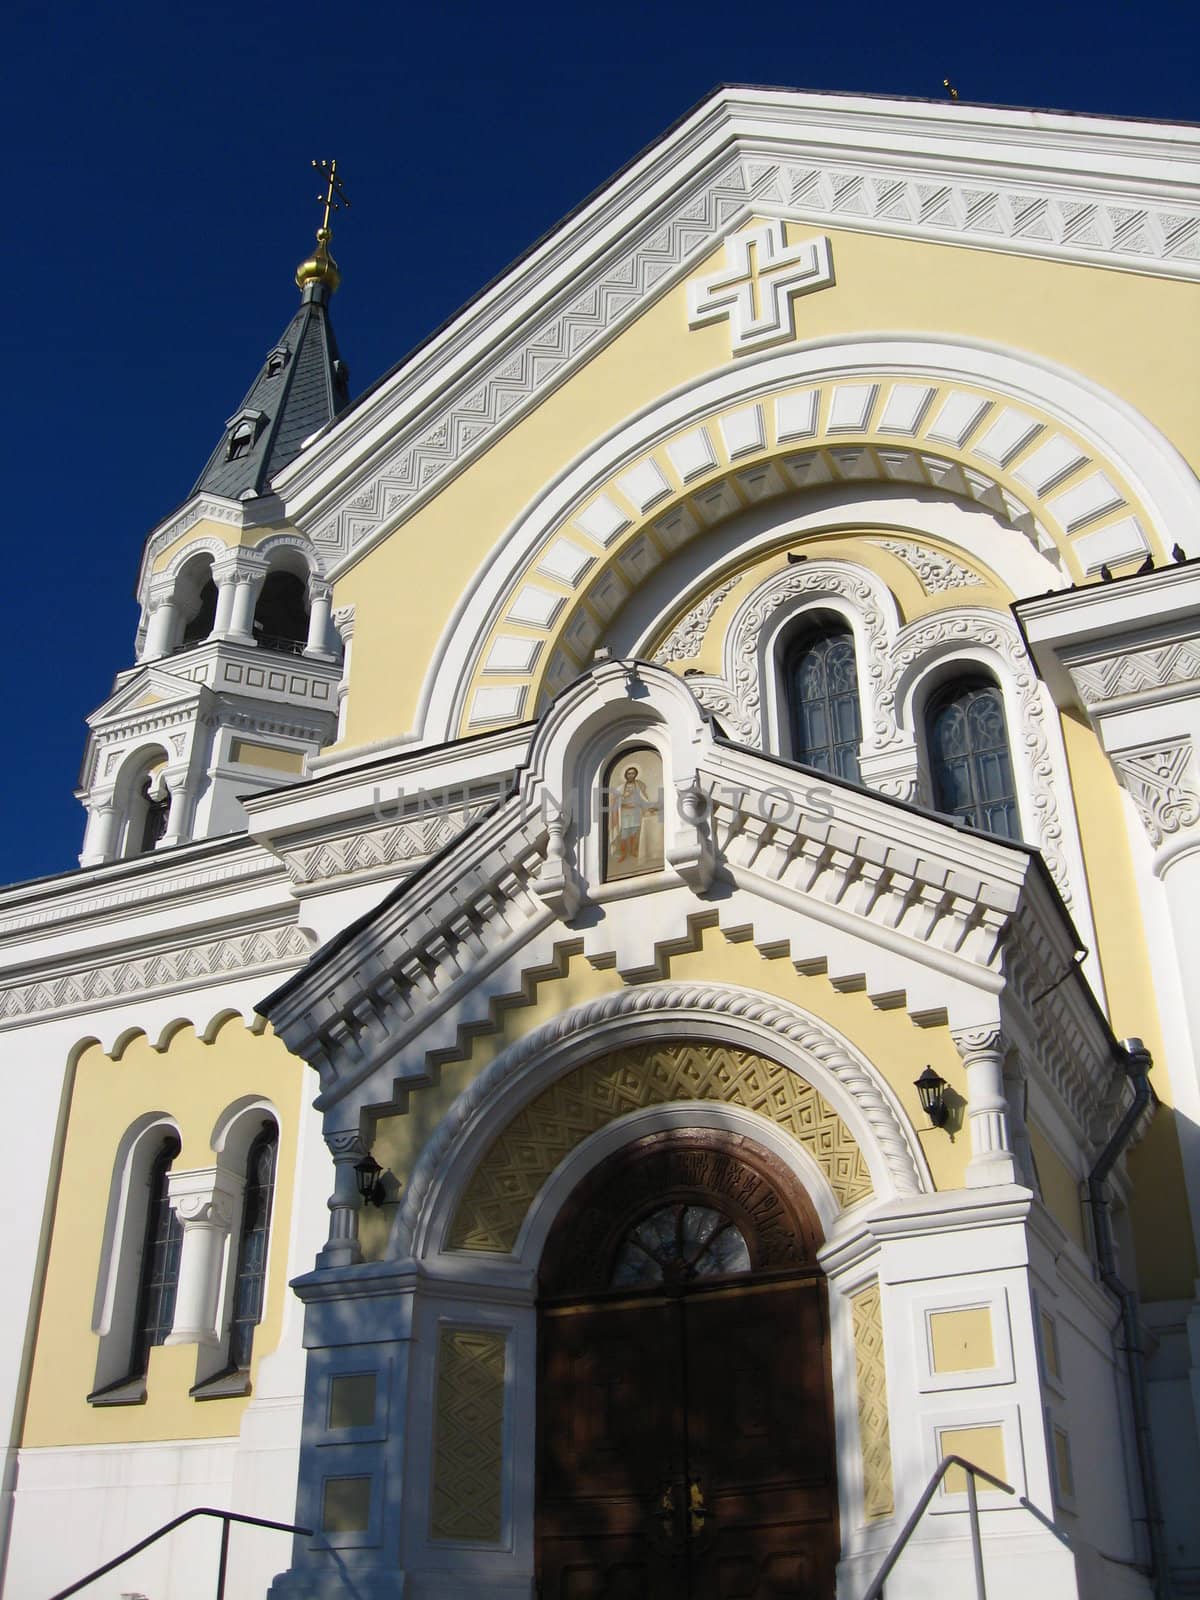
[851,1283,894,1521]
[431,1327,507,1543]
[448,1041,872,1252]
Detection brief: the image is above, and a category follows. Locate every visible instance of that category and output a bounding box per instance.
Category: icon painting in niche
[604,746,664,881]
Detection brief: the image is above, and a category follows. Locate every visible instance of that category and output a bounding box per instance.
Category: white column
[953,1025,1018,1188]
[333,603,355,741]
[79,798,121,867]
[304,580,334,658]
[228,573,262,642]
[166,1167,242,1346]
[318,1130,367,1269]
[159,769,193,848]
[142,597,179,660]
[211,563,239,635]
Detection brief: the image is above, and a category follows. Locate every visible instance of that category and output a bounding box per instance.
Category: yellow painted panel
[1039,1310,1062,1384]
[22,1019,305,1447]
[1028,1122,1085,1252]
[229,738,305,774]
[1053,1426,1076,1501]
[322,1475,372,1534]
[851,1283,894,1519]
[940,1425,1007,1493]
[329,1373,376,1431]
[929,1307,994,1373]
[431,1328,506,1542]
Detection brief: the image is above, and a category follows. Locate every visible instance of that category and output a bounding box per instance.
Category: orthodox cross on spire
[296,159,349,297]
[313,158,350,232]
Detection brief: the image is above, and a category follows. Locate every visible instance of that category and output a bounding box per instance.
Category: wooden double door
[536,1133,839,1599]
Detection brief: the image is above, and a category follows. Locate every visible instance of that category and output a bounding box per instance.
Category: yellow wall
[1058,710,1198,1296]
[334,225,1197,750]
[23,1020,305,1447]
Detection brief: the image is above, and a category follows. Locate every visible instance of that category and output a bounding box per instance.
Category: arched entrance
[536,1129,839,1598]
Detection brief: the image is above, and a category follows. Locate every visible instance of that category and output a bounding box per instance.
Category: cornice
[0,837,284,945]
[271,96,1198,579]
[0,913,312,1030]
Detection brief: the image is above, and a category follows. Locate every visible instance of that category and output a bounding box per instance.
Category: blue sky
[1,0,1195,886]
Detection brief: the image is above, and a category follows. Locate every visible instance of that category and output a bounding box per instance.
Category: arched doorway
[537,1129,839,1598]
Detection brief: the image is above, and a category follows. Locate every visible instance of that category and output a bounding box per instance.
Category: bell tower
[76,166,354,867]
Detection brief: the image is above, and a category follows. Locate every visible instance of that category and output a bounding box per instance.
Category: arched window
[927,676,1019,840]
[180,576,218,646]
[784,621,862,781]
[227,1123,277,1370]
[253,570,309,655]
[129,1133,183,1377]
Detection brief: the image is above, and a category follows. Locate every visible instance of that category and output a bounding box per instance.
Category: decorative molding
[447,1038,873,1252]
[868,539,986,594]
[394,983,927,1259]
[0,848,280,940]
[1110,739,1200,847]
[279,803,491,889]
[686,222,834,352]
[0,922,313,1027]
[651,577,738,664]
[951,1026,1006,1065]
[1068,639,1200,707]
[879,610,1071,900]
[851,1283,894,1520]
[726,562,896,747]
[431,1327,507,1543]
[297,133,1198,570]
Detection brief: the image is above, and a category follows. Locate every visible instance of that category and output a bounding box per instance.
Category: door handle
[658,1481,677,1540]
[689,1476,707,1537]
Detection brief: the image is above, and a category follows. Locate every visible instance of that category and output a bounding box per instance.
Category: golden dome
[295,227,340,294]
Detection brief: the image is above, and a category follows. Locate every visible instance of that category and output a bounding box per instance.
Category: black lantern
[914,1067,949,1128]
[355,1153,387,1207]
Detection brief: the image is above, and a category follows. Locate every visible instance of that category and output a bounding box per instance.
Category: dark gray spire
[190,277,350,501]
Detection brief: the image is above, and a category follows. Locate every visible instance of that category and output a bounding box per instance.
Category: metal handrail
[47,1506,312,1600]
[862,1455,1015,1600]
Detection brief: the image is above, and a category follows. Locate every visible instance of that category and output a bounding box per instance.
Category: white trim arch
[90,1111,182,1396]
[389,982,931,1264]
[514,1101,844,1271]
[410,336,1199,747]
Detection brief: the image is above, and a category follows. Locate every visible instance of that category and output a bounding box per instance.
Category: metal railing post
[965,1470,987,1600]
[215,1516,231,1600]
[861,1457,1015,1600]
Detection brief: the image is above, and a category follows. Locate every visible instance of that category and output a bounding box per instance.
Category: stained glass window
[927,677,1020,840]
[129,1134,182,1376]
[229,1124,278,1371]
[785,623,862,782]
[610,1204,752,1287]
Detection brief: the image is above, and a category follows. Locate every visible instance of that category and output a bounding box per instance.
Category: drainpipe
[1087,1038,1171,1600]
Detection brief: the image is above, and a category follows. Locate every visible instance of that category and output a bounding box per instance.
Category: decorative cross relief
[687,221,834,353]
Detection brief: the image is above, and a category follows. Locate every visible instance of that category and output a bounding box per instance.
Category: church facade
[2,89,1199,1599]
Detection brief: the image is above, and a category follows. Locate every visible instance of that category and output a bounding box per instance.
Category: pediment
[260,661,1115,1135]
[271,89,1198,579]
[87,664,206,729]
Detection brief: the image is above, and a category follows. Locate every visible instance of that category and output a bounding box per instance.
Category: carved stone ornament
[1111,739,1200,847]
[686,223,834,353]
[0,922,313,1026]
[391,983,926,1259]
[867,539,986,595]
[651,578,738,665]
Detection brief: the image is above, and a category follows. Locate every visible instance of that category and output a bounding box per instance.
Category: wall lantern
[355,1153,387,1207]
[914,1066,949,1128]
